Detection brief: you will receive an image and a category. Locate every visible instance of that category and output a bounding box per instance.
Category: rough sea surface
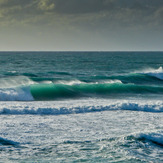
[0,52,163,162]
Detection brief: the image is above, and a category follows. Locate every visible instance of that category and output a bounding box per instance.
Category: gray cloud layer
[0,0,163,51]
[0,0,163,26]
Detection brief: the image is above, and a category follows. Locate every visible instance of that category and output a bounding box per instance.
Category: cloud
[53,0,112,14]
[0,0,162,50]
[53,0,163,14]
[0,0,163,33]
[38,0,55,11]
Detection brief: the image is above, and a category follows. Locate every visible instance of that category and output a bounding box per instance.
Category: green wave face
[30,82,163,100]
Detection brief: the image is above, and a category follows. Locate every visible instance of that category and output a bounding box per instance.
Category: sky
[0,0,163,51]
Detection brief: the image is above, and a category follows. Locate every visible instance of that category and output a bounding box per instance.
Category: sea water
[0,52,162,162]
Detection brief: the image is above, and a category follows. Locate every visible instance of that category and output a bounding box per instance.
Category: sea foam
[0,99,163,115]
[0,87,34,101]
[0,76,36,88]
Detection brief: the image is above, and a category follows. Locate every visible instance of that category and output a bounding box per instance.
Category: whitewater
[0,51,163,162]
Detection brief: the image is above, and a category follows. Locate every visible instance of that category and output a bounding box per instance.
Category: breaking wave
[120,132,163,162]
[0,100,163,115]
[1,82,163,101]
[139,66,163,80]
[1,67,163,101]
[0,87,34,101]
[125,132,163,147]
[137,133,163,146]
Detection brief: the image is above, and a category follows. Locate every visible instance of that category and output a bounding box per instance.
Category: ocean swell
[0,67,163,101]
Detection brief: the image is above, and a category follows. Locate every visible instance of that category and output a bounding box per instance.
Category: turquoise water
[0,52,163,162]
[1,51,163,100]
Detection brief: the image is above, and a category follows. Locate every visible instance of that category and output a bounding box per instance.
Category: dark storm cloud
[35,0,160,14]
[0,0,162,25]
[0,0,162,16]
[53,0,114,14]
[0,0,163,51]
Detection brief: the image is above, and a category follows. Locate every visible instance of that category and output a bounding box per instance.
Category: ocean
[0,51,162,162]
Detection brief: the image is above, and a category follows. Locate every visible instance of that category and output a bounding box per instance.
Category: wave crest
[0,100,163,115]
[140,67,163,80]
[138,133,163,146]
[0,76,36,88]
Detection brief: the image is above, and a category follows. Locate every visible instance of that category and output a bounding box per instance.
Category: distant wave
[138,67,163,80]
[0,100,163,115]
[91,67,163,85]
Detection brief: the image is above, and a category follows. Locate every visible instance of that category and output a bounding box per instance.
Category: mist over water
[0,52,163,162]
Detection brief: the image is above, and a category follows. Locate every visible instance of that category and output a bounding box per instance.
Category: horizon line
[0,50,163,52]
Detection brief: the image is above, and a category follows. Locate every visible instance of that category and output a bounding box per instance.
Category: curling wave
[1,81,163,101]
[1,67,163,101]
[30,82,163,100]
